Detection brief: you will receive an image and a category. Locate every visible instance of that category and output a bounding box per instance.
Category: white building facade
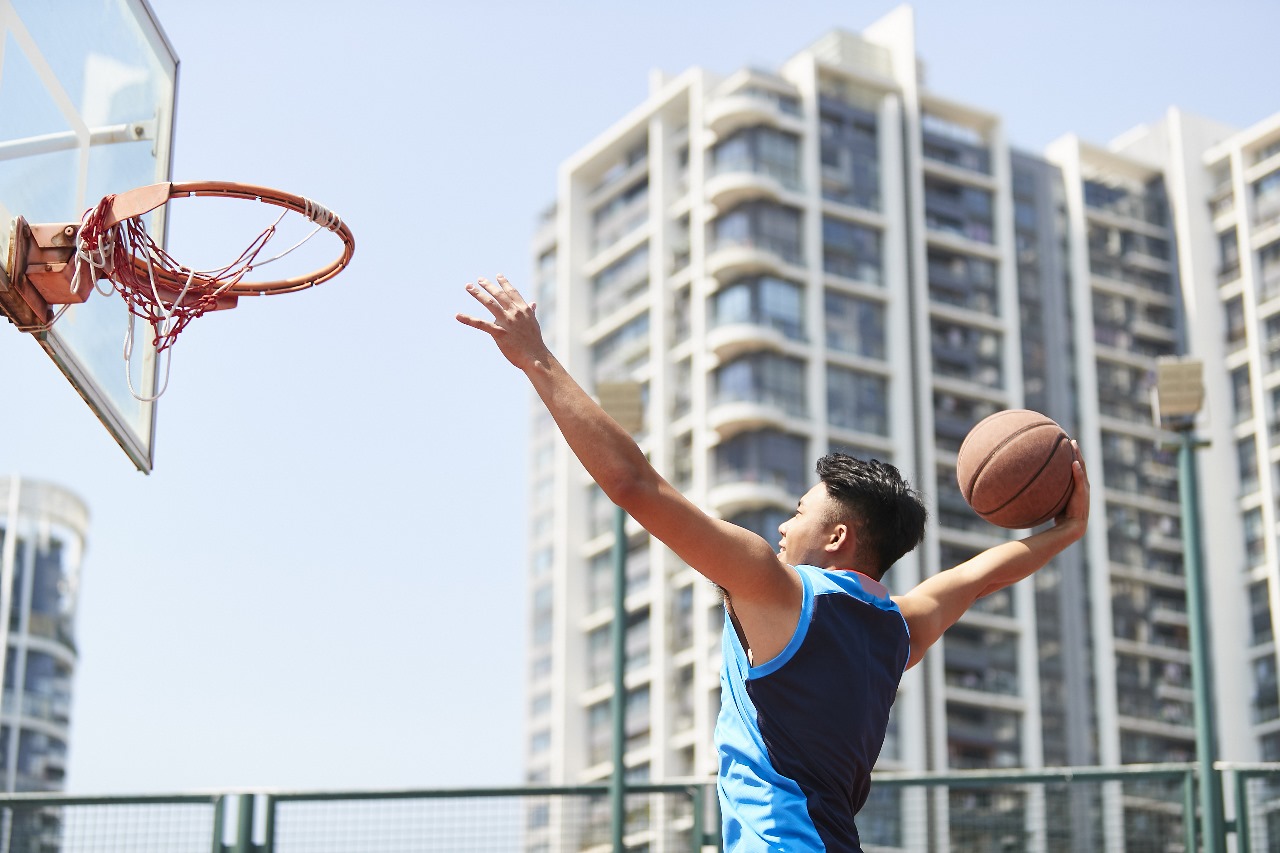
[0,477,86,795]
[524,6,1277,848]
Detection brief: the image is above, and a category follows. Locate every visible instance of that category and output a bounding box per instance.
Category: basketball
[956,409,1076,529]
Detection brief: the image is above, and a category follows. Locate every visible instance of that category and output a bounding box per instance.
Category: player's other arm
[894,446,1090,670]
[456,276,790,602]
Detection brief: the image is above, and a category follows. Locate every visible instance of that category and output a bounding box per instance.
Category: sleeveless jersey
[715,564,910,852]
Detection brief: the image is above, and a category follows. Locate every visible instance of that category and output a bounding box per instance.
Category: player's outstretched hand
[456,275,550,373]
[1054,440,1089,538]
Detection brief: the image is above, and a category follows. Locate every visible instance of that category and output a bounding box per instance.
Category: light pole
[598,381,644,853]
[1154,357,1225,852]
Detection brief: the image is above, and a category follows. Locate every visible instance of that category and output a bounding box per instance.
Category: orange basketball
[956,409,1075,529]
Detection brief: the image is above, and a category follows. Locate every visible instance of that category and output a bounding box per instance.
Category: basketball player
[457,275,1089,852]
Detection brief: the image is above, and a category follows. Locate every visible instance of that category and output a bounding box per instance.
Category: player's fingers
[495,274,533,313]
[1071,440,1089,481]
[455,312,503,335]
[466,281,507,318]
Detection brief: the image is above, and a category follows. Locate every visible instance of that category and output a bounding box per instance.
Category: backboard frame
[0,0,179,472]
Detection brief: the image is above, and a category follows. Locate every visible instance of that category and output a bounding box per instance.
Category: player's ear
[826,523,849,552]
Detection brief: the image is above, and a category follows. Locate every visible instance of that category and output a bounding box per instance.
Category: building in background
[523,5,1277,848]
[0,477,86,799]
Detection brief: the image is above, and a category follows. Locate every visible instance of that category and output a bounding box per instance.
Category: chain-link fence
[0,764,1275,851]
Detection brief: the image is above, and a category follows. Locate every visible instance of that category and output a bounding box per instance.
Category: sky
[0,0,1276,795]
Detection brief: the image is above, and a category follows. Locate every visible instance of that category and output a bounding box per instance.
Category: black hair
[815,453,927,578]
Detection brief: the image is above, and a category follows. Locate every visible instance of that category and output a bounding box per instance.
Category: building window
[1250,581,1274,647]
[670,586,694,652]
[1253,655,1279,724]
[935,393,1001,453]
[1259,241,1280,302]
[625,608,651,674]
[625,685,651,752]
[672,665,695,732]
[946,703,1021,769]
[921,112,991,174]
[1252,170,1280,229]
[1231,365,1252,424]
[587,626,610,688]
[822,216,882,284]
[529,729,551,755]
[587,701,610,765]
[727,507,791,546]
[713,430,808,495]
[931,320,1002,388]
[826,366,888,435]
[824,290,885,358]
[944,624,1019,695]
[587,537,651,612]
[711,201,803,264]
[1224,295,1247,352]
[709,125,801,189]
[1265,316,1280,372]
[591,244,649,321]
[819,100,880,210]
[592,312,650,383]
[671,429,692,490]
[670,285,691,346]
[711,276,804,340]
[531,583,553,646]
[592,177,648,253]
[1244,508,1265,568]
[712,352,806,417]
[928,249,998,314]
[1238,437,1259,495]
[925,177,993,244]
[1218,228,1240,282]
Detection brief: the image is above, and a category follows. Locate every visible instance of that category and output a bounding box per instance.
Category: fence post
[211,795,226,853]
[1182,769,1199,853]
[1233,769,1251,852]
[231,794,254,853]
[689,785,702,853]
[262,795,276,853]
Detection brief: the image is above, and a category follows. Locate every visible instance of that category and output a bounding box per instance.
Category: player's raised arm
[893,444,1090,670]
[456,275,790,603]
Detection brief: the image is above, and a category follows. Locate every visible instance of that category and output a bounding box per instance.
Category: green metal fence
[0,764,1274,851]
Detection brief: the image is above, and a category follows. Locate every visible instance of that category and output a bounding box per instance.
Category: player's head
[779,453,926,579]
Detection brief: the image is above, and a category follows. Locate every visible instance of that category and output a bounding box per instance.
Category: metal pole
[1178,428,1225,852]
[611,504,628,852]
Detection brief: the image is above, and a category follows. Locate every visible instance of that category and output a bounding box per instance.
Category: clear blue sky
[0,0,1274,794]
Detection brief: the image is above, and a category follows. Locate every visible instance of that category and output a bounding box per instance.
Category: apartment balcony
[705,167,793,211]
[705,90,804,140]
[707,479,796,517]
[1120,248,1173,275]
[1116,713,1194,740]
[707,395,805,441]
[706,321,793,363]
[706,239,798,282]
[1112,636,1191,665]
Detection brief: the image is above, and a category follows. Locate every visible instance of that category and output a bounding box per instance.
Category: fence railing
[0,763,1274,852]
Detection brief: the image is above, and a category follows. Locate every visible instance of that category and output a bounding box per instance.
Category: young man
[457,275,1089,852]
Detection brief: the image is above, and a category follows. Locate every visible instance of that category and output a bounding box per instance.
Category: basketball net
[69,193,343,401]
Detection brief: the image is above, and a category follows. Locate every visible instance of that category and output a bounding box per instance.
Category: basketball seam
[961,416,1053,501]
[1024,473,1075,526]
[977,432,1068,517]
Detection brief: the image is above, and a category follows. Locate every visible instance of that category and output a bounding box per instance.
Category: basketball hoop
[6,180,355,399]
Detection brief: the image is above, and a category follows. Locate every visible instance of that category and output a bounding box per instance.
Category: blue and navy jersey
[715,564,910,852]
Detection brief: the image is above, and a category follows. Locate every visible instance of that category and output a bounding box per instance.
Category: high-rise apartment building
[524,6,1277,847]
[0,477,86,795]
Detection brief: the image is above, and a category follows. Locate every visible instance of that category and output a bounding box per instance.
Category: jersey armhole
[748,565,813,679]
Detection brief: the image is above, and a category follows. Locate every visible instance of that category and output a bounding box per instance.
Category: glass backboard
[0,0,176,472]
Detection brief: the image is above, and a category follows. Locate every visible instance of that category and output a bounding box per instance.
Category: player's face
[777,483,841,568]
